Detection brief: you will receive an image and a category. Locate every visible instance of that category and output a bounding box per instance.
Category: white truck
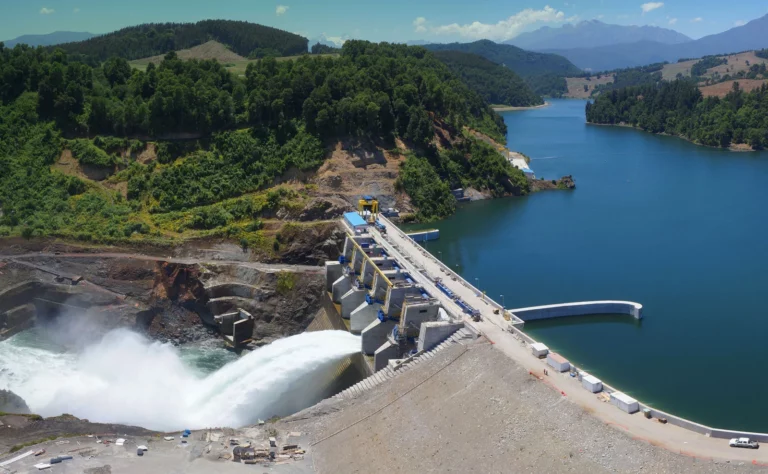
[729,437,759,449]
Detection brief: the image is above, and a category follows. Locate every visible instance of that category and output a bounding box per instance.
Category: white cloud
[39,7,54,14]
[668,17,677,25]
[73,7,80,13]
[641,2,664,14]
[275,5,289,16]
[413,17,427,33]
[416,6,569,41]
[691,17,703,22]
[734,19,746,26]
[596,14,605,19]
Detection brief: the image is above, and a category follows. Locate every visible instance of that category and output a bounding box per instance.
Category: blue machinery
[435,278,480,317]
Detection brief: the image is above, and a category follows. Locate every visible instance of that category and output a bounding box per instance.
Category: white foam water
[0,329,360,431]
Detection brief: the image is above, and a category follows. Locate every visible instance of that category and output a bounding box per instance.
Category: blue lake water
[404,98,768,432]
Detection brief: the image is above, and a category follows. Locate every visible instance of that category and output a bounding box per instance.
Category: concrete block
[374,341,401,372]
[402,301,440,333]
[331,275,352,303]
[341,288,367,320]
[325,261,344,292]
[418,321,465,352]
[350,302,381,334]
[361,318,397,355]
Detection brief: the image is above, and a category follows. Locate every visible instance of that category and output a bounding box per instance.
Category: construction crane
[358,195,379,224]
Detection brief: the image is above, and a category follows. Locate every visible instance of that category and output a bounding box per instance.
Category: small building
[530,342,549,358]
[610,391,639,414]
[546,352,570,372]
[581,374,603,393]
[344,211,368,233]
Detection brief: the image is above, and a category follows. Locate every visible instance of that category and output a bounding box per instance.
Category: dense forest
[53,20,309,62]
[310,43,340,55]
[589,63,665,96]
[432,51,543,107]
[0,39,521,241]
[423,40,580,97]
[690,56,727,77]
[586,79,768,149]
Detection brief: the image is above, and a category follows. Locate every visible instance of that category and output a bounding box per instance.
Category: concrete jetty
[509,300,643,325]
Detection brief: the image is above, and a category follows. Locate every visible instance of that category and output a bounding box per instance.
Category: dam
[337,209,768,449]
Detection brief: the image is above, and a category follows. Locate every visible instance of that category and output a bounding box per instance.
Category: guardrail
[377,216,523,324]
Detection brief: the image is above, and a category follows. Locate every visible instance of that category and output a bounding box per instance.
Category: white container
[531,342,549,358]
[581,374,603,393]
[546,352,570,372]
[610,391,639,414]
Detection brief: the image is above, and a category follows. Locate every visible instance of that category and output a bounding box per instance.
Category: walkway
[374,216,768,465]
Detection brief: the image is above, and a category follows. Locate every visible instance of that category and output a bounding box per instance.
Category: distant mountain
[309,34,349,49]
[508,20,690,50]
[676,14,768,59]
[406,40,432,46]
[546,14,768,72]
[422,40,581,77]
[3,31,96,48]
[542,41,672,71]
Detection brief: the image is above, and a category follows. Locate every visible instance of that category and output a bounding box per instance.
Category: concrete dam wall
[510,301,643,323]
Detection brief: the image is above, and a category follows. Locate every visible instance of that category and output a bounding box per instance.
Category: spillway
[0,328,360,431]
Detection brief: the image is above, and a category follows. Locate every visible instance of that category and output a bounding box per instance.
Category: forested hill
[0,40,523,243]
[432,51,543,107]
[586,80,768,149]
[53,20,308,62]
[423,40,580,77]
[422,40,580,97]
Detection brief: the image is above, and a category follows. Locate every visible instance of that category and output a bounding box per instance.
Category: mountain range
[527,14,768,71]
[507,20,691,51]
[2,31,96,48]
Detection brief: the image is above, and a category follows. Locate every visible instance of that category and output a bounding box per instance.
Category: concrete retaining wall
[510,301,643,322]
[418,321,465,352]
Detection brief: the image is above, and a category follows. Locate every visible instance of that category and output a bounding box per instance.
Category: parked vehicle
[729,437,759,449]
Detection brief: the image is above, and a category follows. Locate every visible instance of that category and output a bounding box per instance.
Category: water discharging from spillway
[0,328,361,431]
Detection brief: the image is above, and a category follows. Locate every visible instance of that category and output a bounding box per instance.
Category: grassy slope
[129,42,339,75]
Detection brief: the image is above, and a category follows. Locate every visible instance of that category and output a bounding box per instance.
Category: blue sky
[1,0,767,44]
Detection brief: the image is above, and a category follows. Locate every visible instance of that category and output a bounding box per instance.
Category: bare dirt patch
[52,150,112,181]
[310,138,409,212]
[699,79,768,97]
[132,40,246,67]
[565,75,615,98]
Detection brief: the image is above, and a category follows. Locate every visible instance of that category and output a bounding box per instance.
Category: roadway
[374,215,768,465]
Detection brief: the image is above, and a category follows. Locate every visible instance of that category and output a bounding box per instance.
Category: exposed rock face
[279,224,346,265]
[0,389,30,414]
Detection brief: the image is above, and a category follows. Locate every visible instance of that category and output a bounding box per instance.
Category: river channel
[404,98,768,432]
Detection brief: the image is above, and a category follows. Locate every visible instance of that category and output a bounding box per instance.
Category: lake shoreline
[492,102,550,112]
[587,121,757,152]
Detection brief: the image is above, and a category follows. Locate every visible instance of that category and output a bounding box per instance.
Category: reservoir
[405,98,768,433]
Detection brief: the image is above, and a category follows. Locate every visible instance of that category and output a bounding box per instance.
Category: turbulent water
[0,328,360,431]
